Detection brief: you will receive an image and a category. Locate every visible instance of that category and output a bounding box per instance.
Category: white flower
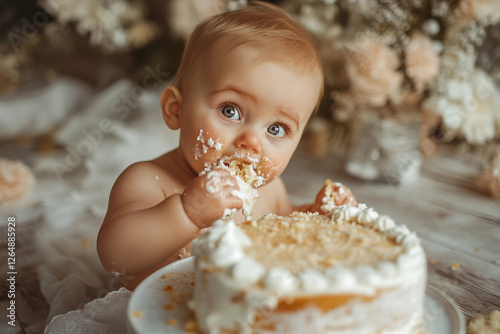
[459,69,499,145]
[39,0,145,51]
[422,19,440,36]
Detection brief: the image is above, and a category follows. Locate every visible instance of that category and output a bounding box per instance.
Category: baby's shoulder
[112,159,171,191]
[112,155,181,194]
[118,160,161,181]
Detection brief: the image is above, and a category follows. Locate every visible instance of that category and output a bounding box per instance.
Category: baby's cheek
[193,129,225,162]
[257,157,283,183]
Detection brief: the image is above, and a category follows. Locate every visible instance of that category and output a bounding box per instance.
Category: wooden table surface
[1,144,499,333]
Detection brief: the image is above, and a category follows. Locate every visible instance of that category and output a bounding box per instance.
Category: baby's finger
[226,195,243,209]
[314,185,328,204]
[337,187,357,206]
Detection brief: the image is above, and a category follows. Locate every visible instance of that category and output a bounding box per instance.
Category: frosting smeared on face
[194,129,224,161]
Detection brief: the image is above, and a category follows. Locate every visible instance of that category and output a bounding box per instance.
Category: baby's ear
[161,86,183,130]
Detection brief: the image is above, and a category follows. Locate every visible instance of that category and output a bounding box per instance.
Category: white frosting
[373,215,395,230]
[299,269,329,292]
[195,219,251,267]
[204,170,237,197]
[222,208,237,219]
[264,268,299,293]
[194,129,223,160]
[193,205,426,334]
[232,258,265,286]
[201,157,265,220]
[325,266,356,287]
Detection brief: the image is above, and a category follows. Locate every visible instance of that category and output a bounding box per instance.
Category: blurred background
[0,2,499,332]
[1,0,500,196]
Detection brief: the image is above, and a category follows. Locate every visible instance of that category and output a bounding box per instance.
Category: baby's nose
[234,129,262,155]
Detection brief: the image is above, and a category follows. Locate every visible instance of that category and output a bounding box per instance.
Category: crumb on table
[467,310,500,334]
[184,319,198,332]
[161,273,174,279]
[132,310,143,319]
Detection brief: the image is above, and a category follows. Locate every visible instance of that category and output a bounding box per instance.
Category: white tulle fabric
[0,78,93,140]
[1,77,179,333]
[44,288,133,334]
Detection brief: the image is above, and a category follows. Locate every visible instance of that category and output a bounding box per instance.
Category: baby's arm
[97,163,241,284]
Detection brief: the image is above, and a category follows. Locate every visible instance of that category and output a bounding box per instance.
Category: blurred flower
[405,32,440,92]
[345,34,403,107]
[460,69,500,144]
[39,0,148,52]
[477,154,500,199]
[127,21,160,49]
[283,0,500,151]
[456,0,500,27]
[167,0,246,40]
[0,158,35,203]
[425,68,499,145]
[0,53,21,96]
[330,91,356,122]
[167,0,227,39]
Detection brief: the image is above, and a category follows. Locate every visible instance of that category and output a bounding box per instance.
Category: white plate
[128,257,466,334]
[423,284,466,334]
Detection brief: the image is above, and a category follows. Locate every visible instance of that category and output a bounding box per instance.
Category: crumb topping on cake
[194,204,425,295]
[240,212,403,273]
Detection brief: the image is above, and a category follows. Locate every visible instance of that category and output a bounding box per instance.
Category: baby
[97,1,356,291]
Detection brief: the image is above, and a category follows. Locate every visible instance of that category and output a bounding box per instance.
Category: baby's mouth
[226,160,262,188]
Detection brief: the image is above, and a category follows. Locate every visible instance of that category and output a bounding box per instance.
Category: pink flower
[0,158,35,203]
[405,32,440,91]
[167,0,228,39]
[345,35,403,107]
[460,69,498,145]
[456,0,500,26]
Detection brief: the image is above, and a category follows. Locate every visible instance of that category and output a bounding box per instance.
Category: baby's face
[177,44,322,184]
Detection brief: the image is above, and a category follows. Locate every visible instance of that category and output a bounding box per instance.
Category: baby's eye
[267,123,286,137]
[219,104,240,120]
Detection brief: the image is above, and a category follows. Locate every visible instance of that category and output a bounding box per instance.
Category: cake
[192,205,427,334]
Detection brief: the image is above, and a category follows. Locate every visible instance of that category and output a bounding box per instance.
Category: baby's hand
[311,180,357,214]
[182,169,243,228]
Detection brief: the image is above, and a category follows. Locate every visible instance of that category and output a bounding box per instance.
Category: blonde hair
[172,1,324,107]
